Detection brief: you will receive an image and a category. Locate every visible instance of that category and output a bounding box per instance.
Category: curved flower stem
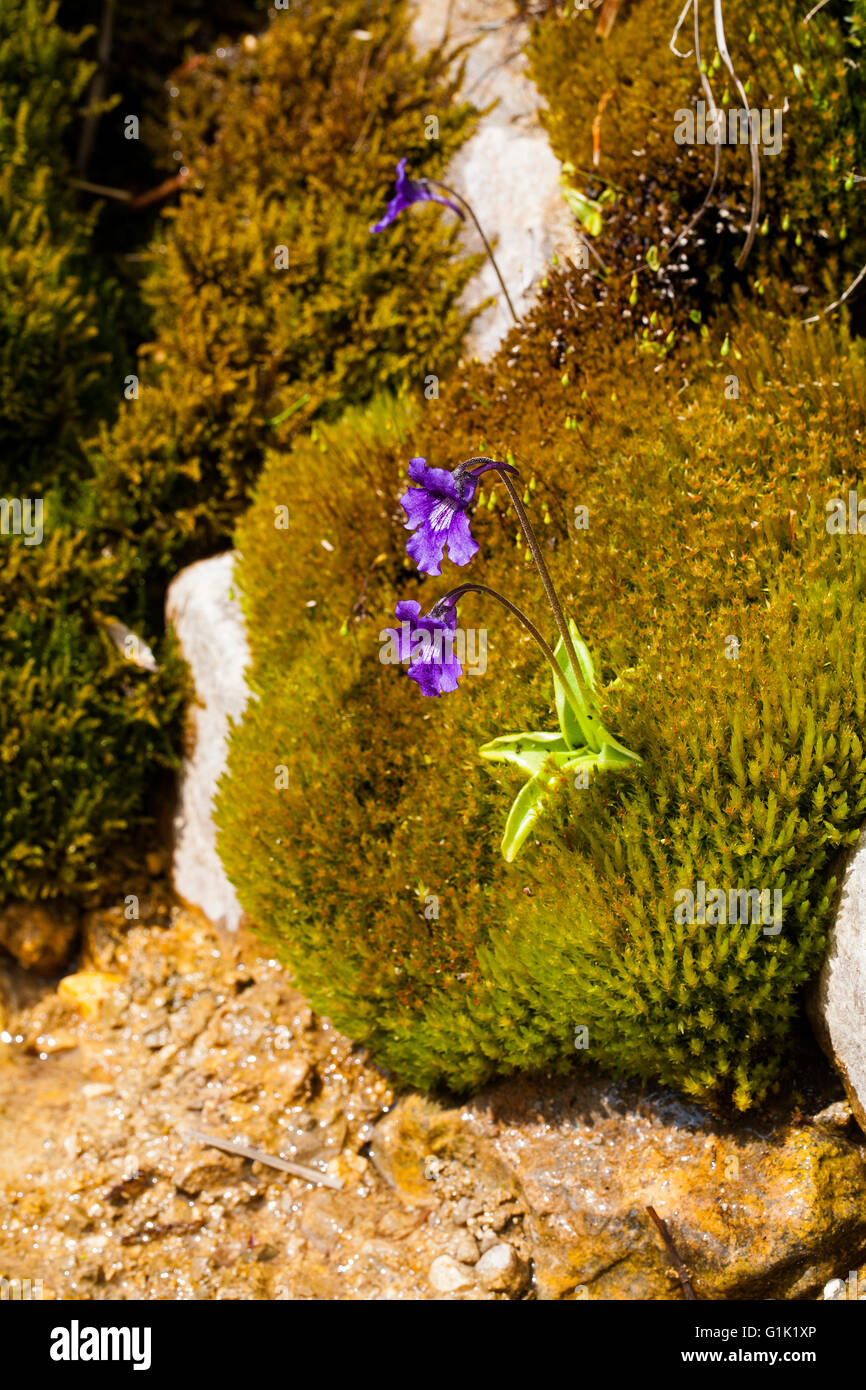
[459,457,592,710]
[437,582,600,748]
[424,178,519,324]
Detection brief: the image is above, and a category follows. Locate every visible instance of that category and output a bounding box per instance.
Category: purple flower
[386,598,462,697]
[370,158,465,233]
[401,456,480,577]
[400,455,518,577]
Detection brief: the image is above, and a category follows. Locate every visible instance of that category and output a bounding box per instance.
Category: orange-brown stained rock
[0,901,79,976]
[461,1074,866,1300]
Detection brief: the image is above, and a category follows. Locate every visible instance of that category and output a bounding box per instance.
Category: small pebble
[811,1101,852,1130]
[475,1242,528,1295]
[428,1255,475,1294]
[453,1232,480,1265]
[57,971,122,1019]
[451,1197,471,1226]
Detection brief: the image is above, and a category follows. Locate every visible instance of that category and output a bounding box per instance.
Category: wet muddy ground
[2,874,864,1301]
[0,881,530,1300]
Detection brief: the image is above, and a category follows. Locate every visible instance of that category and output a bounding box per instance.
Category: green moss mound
[211,0,866,1109]
[1,0,480,907]
[0,524,188,903]
[86,0,481,586]
[216,304,866,1109]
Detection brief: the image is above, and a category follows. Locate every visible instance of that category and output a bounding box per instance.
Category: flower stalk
[433,581,587,723]
[422,178,519,324]
[454,457,594,715]
[388,442,640,857]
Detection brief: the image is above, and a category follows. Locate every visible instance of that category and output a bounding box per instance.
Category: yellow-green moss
[86,0,482,583]
[216,295,866,1108]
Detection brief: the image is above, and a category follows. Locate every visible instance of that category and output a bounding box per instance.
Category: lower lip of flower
[429,499,456,531]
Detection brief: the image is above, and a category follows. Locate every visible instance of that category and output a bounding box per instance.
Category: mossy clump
[526,0,866,339]
[1,0,482,907]
[0,0,186,905]
[0,0,126,493]
[216,298,866,1109]
[211,0,866,1110]
[0,521,188,904]
[86,0,481,587]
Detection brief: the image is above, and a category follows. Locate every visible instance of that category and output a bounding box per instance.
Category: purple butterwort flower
[370,158,464,233]
[400,455,518,577]
[401,456,480,577]
[386,598,462,697]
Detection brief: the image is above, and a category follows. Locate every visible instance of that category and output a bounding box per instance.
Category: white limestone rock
[166,552,251,931]
[410,0,584,361]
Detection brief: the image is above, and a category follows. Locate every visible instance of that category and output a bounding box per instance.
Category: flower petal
[406,524,446,576]
[407,638,463,696]
[407,456,463,503]
[370,160,427,233]
[400,486,437,529]
[390,597,462,696]
[443,507,479,569]
[370,208,398,234]
[394,599,421,623]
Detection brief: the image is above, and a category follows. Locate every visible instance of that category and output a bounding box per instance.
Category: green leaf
[479,730,570,777]
[265,393,311,426]
[561,184,604,238]
[552,622,642,767]
[479,622,642,861]
[501,774,548,862]
[561,752,599,776]
[553,620,602,752]
[597,740,643,770]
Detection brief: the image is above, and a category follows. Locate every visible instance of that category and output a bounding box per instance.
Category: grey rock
[410,0,584,362]
[809,826,866,1133]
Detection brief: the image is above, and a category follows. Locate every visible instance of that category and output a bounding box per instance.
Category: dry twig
[182,1127,344,1190]
[646,1205,698,1300]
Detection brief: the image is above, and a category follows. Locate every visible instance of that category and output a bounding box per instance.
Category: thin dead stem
[712,0,761,268]
[646,1205,698,1300]
[666,0,722,261]
[667,1,760,270]
[182,1127,344,1190]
